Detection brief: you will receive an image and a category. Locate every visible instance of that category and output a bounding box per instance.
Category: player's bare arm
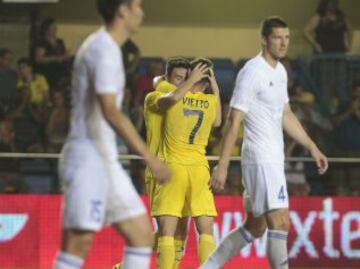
[208,68,222,127]
[98,93,171,182]
[157,63,209,110]
[211,108,246,190]
[282,103,328,174]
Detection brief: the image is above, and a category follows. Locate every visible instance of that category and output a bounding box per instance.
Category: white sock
[123,246,152,269]
[267,230,289,269]
[199,226,254,269]
[53,251,84,269]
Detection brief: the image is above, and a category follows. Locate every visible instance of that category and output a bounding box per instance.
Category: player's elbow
[102,106,120,126]
[158,96,177,110]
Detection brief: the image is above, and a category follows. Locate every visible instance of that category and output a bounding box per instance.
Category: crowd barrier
[0,195,359,268]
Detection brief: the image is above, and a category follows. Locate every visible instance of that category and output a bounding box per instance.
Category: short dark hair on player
[261,17,288,38]
[165,57,190,77]
[190,58,213,84]
[190,57,213,70]
[96,0,133,24]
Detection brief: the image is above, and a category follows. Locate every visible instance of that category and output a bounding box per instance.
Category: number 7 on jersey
[183,108,204,144]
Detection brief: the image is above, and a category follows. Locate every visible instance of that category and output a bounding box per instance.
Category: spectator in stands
[304,0,352,54]
[122,39,141,111]
[292,91,333,147]
[333,81,360,153]
[34,17,72,88]
[0,114,28,193]
[304,0,353,103]
[17,58,50,110]
[46,90,69,153]
[0,48,18,113]
[5,58,50,153]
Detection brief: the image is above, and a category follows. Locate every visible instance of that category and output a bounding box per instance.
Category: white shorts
[242,163,288,217]
[59,139,146,231]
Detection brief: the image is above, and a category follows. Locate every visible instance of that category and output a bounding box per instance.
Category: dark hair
[261,17,288,38]
[316,0,343,17]
[97,0,132,24]
[190,57,213,70]
[190,57,213,84]
[39,17,56,38]
[17,57,33,68]
[0,48,12,58]
[165,57,190,77]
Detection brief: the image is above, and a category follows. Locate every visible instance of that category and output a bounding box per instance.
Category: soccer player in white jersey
[53,1,171,269]
[200,17,328,269]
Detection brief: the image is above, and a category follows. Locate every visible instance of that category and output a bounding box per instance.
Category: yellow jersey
[150,81,218,166]
[143,81,176,176]
[17,74,49,105]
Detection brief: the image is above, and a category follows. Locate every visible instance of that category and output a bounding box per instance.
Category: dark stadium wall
[1,0,359,59]
[40,0,360,28]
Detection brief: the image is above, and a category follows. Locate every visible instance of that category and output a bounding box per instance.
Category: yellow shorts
[145,168,156,208]
[145,169,191,216]
[151,163,217,218]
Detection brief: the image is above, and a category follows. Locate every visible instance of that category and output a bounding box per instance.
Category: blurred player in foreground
[53,1,170,269]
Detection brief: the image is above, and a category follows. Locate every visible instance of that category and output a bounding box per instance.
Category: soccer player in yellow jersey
[113,58,191,269]
[143,57,191,269]
[148,58,222,269]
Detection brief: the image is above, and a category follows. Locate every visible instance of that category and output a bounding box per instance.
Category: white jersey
[230,54,289,164]
[67,28,125,162]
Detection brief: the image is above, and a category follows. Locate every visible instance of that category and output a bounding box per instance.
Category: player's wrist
[142,152,154,163]
[307,142,318,153]
[218,159,229,169]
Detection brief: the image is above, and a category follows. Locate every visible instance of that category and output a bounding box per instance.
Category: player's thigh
[151,163,188,217]
[106,162,146,225]
[113,213,153,247]
[156,215,179,236]
[60,142,108,231]
[242,163,288,217]
[188,165,217,217]
[264,163,289,212]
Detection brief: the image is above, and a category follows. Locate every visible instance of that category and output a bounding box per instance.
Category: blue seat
[23,174,55,194]
[210,58,237,101]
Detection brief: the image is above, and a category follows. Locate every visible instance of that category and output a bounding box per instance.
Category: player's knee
[175,219,188,241]
[266,210,289,232]
[249,225,267,238]
[243,221,266,238]
[62,230,94,257]
[127,229,154,247]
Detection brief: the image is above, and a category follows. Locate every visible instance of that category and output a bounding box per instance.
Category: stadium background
[0,0,360,268]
